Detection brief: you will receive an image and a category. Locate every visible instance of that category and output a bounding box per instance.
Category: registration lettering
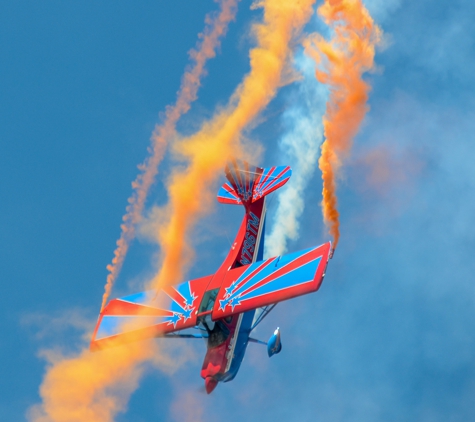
[240,212,260,265]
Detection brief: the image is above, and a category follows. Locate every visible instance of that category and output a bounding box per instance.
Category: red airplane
[91,162,331,393]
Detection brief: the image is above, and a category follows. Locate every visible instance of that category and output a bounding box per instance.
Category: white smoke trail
[265,51,328,258]
[363,0,401,23]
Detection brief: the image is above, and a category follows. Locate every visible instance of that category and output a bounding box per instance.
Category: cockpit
[202,319,230,348]
[198,288,231,348]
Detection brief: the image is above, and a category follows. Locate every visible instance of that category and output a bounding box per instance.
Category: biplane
[91,162,331,394]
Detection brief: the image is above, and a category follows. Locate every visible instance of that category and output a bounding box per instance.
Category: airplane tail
[217,161,291,206]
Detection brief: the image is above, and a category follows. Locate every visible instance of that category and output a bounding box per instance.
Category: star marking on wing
[230,297,241,311]
[219,298,228,311]
[181,307,193,321]
[225,281,238,296]
[184,292,197,308]
[167,313,182,327]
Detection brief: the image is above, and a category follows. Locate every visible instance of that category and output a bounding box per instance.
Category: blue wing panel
[97,315,178,340]
[121,291,154,305]
[91,275,213,349]
[240,257,321,300]
[213,242,331,319]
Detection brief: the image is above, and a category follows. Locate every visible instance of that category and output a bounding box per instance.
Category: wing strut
[164,326,209,339]
[248,337,267,346]
[250,303,277,331]
[164,333,208,339]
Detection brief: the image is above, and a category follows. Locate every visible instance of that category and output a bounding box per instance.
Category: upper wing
[91,242,331,349]
[211,242,331,319]
[90,275,212,351]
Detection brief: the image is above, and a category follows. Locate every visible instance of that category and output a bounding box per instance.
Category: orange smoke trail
[150,0,317,291]
[304,0,381,251]
[29,340,155,422]
[31,3,316,421]
[29,324,193,422]
[101,0,239,312]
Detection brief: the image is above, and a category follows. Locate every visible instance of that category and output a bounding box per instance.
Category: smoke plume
[304,0,381,251]
[30,2,318,421]
[101,0,240,311]
[265,52,327,258]
[149,0,317,291]
[29,341,155,422]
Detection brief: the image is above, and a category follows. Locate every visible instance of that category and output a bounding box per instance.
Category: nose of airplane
[205,376,218,394]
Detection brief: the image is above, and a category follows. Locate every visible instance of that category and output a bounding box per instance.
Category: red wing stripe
[103,299,175,317]
[238,258,320,298]
[240,277,315,303]
[230,257,278,293]
[163,286,185,307]
[237,248,321,297]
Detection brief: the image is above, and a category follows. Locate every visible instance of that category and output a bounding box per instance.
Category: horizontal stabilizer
[217,182,242,205]
[252,166,291,202]
[212,242,331,319]
[217,161,292,206]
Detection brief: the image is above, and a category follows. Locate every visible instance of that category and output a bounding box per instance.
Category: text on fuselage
[240,212,260,265]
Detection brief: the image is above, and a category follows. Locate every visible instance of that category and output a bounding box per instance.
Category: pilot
[202,319,230,348]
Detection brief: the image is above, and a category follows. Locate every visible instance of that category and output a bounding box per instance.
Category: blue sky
[1,0,475,421]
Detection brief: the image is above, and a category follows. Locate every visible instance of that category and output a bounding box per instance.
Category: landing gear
[267,327,282,357]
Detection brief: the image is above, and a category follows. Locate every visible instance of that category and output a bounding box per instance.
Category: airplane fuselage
[199,197,266,393]
[90,163,330,395]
